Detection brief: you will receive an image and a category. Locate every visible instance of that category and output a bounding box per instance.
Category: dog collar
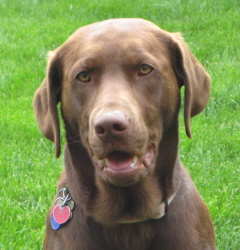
[117,193,175,224]
[51,187,175,229]
[117,202,166,224]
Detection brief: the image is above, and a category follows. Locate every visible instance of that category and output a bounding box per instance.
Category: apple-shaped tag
[53,205,71,224]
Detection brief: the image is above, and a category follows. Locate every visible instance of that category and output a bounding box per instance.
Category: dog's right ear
[170,33,210,138]
[33,51,62,158]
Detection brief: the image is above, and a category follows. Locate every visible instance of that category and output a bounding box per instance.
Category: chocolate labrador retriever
[33,18,215,249]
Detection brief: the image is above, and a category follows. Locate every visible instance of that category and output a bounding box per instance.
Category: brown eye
[76,71,91,82]
[138,64,153,76]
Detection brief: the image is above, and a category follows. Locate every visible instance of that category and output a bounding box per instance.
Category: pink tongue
[107,152,133,170]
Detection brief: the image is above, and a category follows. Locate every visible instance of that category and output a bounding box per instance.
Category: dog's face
[59,19,180,186]
[34,19,210,187]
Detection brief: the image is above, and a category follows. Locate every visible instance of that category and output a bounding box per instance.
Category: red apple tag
[53,205,71,224]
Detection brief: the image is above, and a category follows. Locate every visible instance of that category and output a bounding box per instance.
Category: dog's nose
[94,111,130,140]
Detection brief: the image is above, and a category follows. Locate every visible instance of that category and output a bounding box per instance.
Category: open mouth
[104,151,137,171]
[99,144,155,180]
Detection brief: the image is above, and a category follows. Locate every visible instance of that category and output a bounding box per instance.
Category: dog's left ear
[171,33,210,138]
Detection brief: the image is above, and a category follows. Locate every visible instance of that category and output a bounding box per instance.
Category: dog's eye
[138,64,153,76]
[76,71,91,82]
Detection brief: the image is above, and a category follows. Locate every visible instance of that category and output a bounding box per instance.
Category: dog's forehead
[61,19,171,64]
[75,18,158,38]
[69,19,158,48]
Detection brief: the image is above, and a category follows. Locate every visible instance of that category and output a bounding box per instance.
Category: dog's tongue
[107,152,133,170]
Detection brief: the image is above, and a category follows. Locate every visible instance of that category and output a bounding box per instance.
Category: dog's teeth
[129,156,138,168]
[104,158,110,167]
[133,156,138,164]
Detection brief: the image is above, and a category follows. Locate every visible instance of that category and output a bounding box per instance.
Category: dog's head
[33,19,210,187]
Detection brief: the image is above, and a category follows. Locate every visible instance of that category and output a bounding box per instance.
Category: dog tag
[51,214,61,230]
[67,200,75,211]
[55,198,64,206]
[53,205,71,224]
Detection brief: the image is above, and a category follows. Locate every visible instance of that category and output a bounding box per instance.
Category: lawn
[0,0,239,249]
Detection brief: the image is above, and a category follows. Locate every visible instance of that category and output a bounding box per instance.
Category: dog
[33,18,215,249]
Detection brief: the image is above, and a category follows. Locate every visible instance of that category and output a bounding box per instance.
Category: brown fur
[33,18,215,249]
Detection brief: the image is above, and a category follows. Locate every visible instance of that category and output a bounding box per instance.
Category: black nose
[94,111,130,140]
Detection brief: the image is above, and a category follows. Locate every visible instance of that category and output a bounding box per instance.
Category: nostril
[113,123,127,132]
[95,125,105,135]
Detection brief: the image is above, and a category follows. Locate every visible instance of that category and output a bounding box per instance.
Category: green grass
[0,0,239,249]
